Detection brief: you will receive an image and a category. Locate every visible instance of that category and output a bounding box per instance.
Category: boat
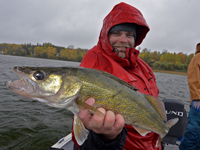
[50,133,74,150]
[48,99,188,150]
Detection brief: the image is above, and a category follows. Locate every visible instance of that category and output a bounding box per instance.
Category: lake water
[0,55,190,150]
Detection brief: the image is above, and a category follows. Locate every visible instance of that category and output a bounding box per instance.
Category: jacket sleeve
[80,50,99,68]
[73,127,127,150]
[187,53,200,101]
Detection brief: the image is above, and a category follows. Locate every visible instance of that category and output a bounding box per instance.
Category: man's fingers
[91,108,106,130]
[78,98,95,123]
[84,97,95,106]
[103,110,115,129]
[97,107,106,115]
[77,98,125,140]
[114,114,125,131]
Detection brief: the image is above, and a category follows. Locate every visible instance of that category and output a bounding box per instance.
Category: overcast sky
[0,0,199,55]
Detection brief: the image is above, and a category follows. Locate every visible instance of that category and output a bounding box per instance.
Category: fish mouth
[5,67,36,95]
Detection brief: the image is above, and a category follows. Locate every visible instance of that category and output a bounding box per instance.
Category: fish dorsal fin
[133,126,152,136]
[73,115,89,145]
[145,95,167,122]
[93,69,138,91]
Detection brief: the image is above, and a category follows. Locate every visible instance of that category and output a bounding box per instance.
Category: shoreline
[0,54,187,76]
[153,69,187,76]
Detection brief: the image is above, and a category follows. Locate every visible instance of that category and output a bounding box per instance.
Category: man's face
[109,31,135,58]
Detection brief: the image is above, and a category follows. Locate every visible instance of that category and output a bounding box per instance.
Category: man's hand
[78,97,125,140]
[192,100,200,110]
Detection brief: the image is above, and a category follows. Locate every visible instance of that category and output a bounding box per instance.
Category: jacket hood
[97,2,150,68]
[195,46,200,55]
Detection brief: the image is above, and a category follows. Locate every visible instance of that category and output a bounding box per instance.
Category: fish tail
[155,118,179,147]
[166,118,179,129]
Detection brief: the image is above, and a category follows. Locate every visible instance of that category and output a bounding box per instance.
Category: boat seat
[162,99,188,145]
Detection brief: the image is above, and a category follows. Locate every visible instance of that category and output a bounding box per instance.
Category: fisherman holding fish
[5,2,178,150]
[73,2,164,150]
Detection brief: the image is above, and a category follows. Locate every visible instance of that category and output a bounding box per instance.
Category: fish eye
[33,71,45,80]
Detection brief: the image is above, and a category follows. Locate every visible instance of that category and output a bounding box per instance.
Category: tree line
[138,48,194,72]
[0,43,87,62]
[0,43,194,72]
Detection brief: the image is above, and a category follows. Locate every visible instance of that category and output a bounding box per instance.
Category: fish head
[6,66,82,108]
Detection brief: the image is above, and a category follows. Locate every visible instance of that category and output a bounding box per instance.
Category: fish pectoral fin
[76,100,104,117]
[133,126,152,136]
[73,115,89,145]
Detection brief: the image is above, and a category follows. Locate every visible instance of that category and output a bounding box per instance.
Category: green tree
[186,53,194,65]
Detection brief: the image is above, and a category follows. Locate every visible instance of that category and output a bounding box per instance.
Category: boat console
[161,99,188,149]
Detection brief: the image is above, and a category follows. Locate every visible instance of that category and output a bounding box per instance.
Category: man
[179,43,200,150]
[73,2,161,150]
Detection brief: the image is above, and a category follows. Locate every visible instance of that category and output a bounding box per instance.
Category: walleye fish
[5,66,178,146]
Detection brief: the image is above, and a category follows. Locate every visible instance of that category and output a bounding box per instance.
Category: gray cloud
[0,0,199,54]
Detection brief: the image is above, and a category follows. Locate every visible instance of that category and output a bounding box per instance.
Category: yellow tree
[34,46,43,57]
[3,48,8,54]
[12,44,18,55]
[59,49,68,60]
[160,52,173,63]
[151,51,160,62]
[176,53,187,64]
[67,49,78,61]
[47,47,57,59]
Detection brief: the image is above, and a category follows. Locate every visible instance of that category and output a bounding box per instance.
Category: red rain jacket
[73,2,161,150]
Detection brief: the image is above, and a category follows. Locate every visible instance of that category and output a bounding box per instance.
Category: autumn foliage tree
[59,49,68,60]
[47,47,57,59]
[139,48,191,72]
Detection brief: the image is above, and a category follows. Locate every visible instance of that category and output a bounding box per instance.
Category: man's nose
[119,34,128,43]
